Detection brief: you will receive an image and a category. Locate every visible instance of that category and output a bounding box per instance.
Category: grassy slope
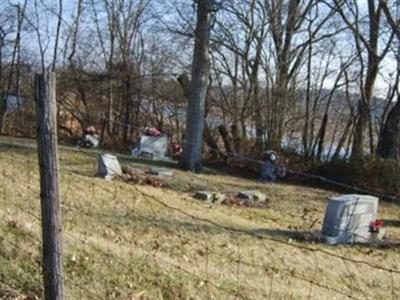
[0,136,399,300]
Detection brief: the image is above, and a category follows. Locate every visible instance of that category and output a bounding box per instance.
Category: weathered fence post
[35,72,64,300]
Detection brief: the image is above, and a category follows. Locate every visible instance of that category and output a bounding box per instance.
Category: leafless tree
[329,0,394,160]
[376,0,400,160]
[0,0,27,133]
[181,0,217,170]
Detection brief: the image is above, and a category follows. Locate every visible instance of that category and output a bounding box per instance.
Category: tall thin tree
[181,0,217,170]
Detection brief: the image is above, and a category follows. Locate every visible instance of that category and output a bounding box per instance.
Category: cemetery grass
[1,136,400,299]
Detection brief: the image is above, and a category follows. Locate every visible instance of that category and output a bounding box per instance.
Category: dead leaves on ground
[121,166,168,188]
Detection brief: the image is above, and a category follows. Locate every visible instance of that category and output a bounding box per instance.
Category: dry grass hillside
[0,136,400,300]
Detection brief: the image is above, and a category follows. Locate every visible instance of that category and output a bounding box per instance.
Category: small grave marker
[237,190,267,206]
[195,191,226,204]
[148,167,174,177]
[97,154,122,181]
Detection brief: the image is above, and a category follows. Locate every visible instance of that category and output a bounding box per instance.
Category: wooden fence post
[35,72,64,300]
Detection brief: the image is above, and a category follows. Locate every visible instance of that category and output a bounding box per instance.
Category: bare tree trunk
[204,126,221,160]
[250,29,265,152]
[218,125,233,155]
[303,41,312,157]
[122,77,131,145]
[231,124,241,153]
[68,0,83,66]
[181,0,215,171]
[0,44,3,107]
[377,97,400,160]
[266,0,303,148]
[315,113,328,161]
[351,69,378,160]
[368,116,375,154]
[376,0,400,160]
[52,0,63,71]
[350,0,383,160]
[332,117,353,161]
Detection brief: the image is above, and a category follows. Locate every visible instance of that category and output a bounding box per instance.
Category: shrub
[315,158,400,198]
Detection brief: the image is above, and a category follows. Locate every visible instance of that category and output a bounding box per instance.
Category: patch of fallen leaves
[121,166,168,188]
[220,194,268,209]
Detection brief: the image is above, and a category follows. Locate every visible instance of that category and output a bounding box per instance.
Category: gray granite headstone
[97,154,122,181]
[321,194,379,244]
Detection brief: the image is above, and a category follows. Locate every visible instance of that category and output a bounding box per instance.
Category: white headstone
[97,154,122,180]
[138,136,168,158]
[321,194,379,245]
